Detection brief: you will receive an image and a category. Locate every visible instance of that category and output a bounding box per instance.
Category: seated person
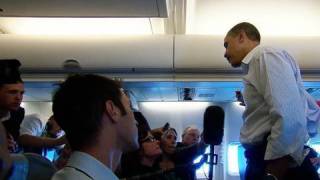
[124,126,182,180]
[19,114,66,158]
[119,131,162,180]
[174,126,207,180]
[157,128,183,180]
[118,111,164,179]
[158,128,177,170]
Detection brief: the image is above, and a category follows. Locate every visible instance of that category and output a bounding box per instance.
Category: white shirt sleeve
[19,114,44,137]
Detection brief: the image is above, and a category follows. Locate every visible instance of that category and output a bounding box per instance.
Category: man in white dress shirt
[51,74,139,180]
[223,22,319,180]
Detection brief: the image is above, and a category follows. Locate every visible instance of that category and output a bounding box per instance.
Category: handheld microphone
[203,106,225,145]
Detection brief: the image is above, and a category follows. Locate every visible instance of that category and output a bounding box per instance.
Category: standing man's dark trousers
[244,144,319,180]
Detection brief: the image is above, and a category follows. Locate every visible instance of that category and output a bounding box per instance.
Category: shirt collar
[242,45,261,65]
[67,151,118,180]
[241,45,261,74]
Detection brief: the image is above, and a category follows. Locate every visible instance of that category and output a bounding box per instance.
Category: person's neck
[141,156,157,167]
[82,144,122,171]
[81,128,122,172]
[245,42,259,55]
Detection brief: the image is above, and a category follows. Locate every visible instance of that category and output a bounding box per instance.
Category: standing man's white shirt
[240,45,308,165]
[52,151,119,180]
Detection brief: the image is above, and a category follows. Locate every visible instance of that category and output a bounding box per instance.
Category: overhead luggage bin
[175,35,320,71]
[0,35,174,71]
[262,37,320,70]
[0,0,167,17]
[174,35,231,70]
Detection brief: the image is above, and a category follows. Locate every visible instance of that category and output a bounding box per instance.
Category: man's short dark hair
[52,74,126,150]
[0,59,23,88]
[227,22,261,42]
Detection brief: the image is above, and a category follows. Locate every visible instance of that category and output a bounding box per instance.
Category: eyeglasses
[140,135,156,143]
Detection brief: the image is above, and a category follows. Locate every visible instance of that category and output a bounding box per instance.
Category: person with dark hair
[119,131,163,180]
[156,128,183,180]
[223,22,319,180]
[0,59,25,153]
[120,113,185,180]
[51,74,139,180]
[118,111,159,178]
[1,59,56,180]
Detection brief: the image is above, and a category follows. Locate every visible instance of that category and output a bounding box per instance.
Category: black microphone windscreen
[203,106,224,145]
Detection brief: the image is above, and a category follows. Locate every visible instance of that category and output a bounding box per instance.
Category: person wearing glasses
[118,110,163,180]
[119,130,163,180]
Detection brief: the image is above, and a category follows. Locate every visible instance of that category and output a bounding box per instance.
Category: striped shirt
[240,45,309,165]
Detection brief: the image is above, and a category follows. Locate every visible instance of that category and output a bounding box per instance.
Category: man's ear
[105,100,120,123]
[238,31,246,43]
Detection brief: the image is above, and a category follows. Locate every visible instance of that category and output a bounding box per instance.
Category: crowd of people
[0,61,207,180]
[1,21,320,180]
